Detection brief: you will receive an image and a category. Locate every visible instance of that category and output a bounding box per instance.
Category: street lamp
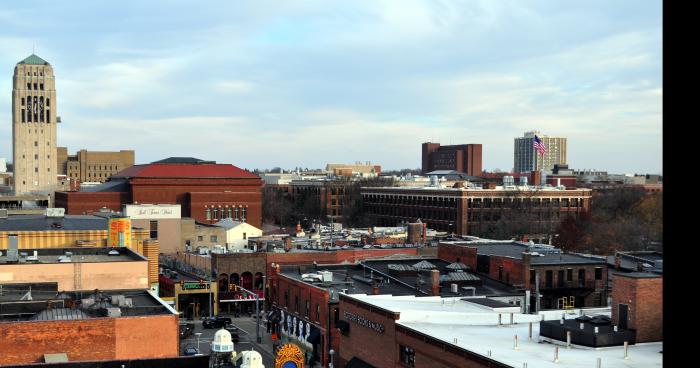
[329,349,335,368]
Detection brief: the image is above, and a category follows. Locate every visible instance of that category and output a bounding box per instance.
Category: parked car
[183,346,199,356]
[225,325,241,342]
[203,316,232,329]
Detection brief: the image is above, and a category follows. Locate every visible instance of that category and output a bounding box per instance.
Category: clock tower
[12,54,58,195]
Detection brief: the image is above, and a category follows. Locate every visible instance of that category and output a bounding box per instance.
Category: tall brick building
[57,147,135,184]
[55,157,263,228]
[421,142,482,176]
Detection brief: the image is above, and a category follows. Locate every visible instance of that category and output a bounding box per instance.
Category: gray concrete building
[12,54,58,195]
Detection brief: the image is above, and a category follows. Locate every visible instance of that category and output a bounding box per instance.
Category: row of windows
[282,289,321,321]
[26,82,44,90]
[205,206,247,221]
[26,70,44,76]
[529,267,603,288]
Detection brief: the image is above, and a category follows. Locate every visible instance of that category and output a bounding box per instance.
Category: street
[180,314,276,368]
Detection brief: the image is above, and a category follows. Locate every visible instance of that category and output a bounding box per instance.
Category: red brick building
[0,288,178,365]
[611,273,663,342]
[361,185,591,240]
[421,142,482,176]
[439,240,608,310]
[55,157,263,228]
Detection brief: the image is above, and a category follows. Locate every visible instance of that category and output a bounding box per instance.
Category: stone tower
[12,54,58,195]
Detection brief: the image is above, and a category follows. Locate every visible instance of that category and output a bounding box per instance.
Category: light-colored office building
[12,54,58,195]
[514,131,567,173]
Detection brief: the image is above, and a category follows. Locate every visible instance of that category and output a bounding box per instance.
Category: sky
[0,1,662,174]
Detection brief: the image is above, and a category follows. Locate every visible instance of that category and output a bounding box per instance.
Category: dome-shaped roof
[211,328,234,353]
[240,350,264,368]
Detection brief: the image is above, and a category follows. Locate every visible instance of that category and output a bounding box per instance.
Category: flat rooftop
[362,257,521,297]
[0,247,146,264]
[345,294,662,368]
[442,240,607,266]
[0,214,109,231]
[279,264,420,302]
[0,285,176,321]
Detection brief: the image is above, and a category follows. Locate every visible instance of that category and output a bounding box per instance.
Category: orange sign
[108,217,132,247]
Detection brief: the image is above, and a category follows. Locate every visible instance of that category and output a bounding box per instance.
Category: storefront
[271,307,322,367]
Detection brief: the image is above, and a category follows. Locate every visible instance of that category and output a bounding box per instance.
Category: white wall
[225,223,263,250]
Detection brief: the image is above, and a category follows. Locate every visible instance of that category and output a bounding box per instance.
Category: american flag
[533,135,547,156]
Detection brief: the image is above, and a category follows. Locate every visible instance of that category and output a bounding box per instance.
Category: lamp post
[329,348,335,368]
[195,332,202,352]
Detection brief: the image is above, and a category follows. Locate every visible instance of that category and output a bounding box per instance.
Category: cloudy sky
[0,1,662,174]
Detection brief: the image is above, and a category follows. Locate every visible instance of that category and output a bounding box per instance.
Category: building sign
[275,344,304,368]
[181,282,211,290]
[124,204,181,219]
[108,217,131,247]
[344,311,385,334]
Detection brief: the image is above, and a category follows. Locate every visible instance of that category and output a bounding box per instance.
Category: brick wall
[338,295,399,368]
[437,243,477,270]
[0,314,178,365]
[489,255,525,286]
[611,274,662,342]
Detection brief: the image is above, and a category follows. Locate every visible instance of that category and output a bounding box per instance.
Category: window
[545,270,553,288]
[213,207,219,220]
[529,269,535,285]
[234,207,239,220]
[40,83,44,90]
[149,220,158,239]
[205,207,211,220]
[305,300,310,317]
[34,141,38,147]
[399,345,416,367]
[34,154,38,159]
[241,207,247,222]
[197,236,203,241]
[595,267,602,280]
[243,232,247,240]
[567,268,573,281]
[27,83,31,90]
[227,207,232,218]
[34,167,38,173]
[210,235,218,242]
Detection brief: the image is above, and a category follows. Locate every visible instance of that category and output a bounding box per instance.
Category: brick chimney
[372,284,380,295]
[430,269,440,296]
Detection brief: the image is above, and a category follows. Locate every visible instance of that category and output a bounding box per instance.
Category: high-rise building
[513,131,567,173]
[421,142,482,176]
[12,54,58,195]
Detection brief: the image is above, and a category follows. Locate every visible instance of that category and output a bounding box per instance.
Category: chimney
[372,285,380,295]
[430,269,440,296]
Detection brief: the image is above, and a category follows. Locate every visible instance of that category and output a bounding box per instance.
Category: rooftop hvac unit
[105,307,121,317]
[26,250,39,262]
[319,271,333,282]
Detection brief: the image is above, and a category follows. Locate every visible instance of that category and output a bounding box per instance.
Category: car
[225,325,241,342]
[183,346,199,356]
[202,316,232,329]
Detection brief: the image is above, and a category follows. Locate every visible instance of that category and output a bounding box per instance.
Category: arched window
[234,207,239,220]
[205,207,211,220]
[227,207,233,218]
[241,207,247,222]
[213,207,219,220]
